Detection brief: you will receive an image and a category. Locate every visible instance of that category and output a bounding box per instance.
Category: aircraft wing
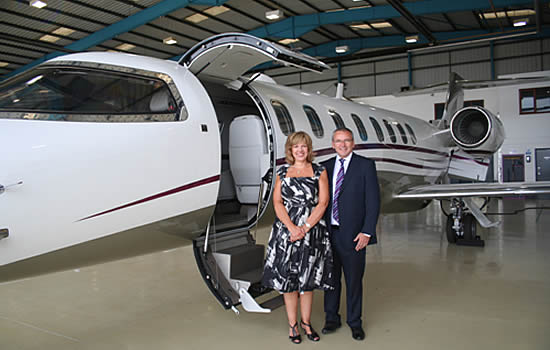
[396,181,550,199]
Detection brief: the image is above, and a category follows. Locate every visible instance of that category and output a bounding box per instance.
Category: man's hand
[353,233,370,251]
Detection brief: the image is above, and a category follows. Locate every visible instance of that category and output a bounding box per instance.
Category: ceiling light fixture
[278,38,299,45]
[335,45,349,54]
[369,21,392,29]
[513,18,528,27]
[163,36,177,45]
[0,62,9,68]
[266,9,283,20]
[350,24,370,30]
[185,13,208,23]
[39,35,59,43]
[115,43,135,51]
[52,27,75,36]
[480,9,534,19]
[405,35,419,43]
[30,0,47,8]
[204,6,229,16]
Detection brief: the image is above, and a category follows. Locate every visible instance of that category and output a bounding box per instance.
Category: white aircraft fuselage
[0,34,503,284]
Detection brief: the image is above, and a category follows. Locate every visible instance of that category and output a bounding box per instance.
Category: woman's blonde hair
[285,131,314,165]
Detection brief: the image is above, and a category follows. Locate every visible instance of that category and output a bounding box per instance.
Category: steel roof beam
[248,0,548,38]
[302,25,550,58]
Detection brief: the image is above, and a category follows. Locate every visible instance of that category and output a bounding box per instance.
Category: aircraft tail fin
[436,72,464,129]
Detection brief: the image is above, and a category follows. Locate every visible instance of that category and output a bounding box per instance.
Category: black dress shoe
[321,320,341,334]
[351,326,365,340]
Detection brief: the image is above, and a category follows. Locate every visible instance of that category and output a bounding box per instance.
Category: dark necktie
[333,158,345,224]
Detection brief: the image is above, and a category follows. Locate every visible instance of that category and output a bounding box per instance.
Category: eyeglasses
[333,139,353,144]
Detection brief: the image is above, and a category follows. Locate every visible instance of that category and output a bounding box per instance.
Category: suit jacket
[322,153,380,250]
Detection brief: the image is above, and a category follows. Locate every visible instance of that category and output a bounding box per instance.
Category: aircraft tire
[446,215,457,244]
[463,213,477,241]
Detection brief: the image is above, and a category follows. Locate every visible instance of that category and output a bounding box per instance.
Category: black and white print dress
[261,163,335,293]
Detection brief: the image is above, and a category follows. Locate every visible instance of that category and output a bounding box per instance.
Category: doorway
[502,154,525,182]
[535,148,550,181]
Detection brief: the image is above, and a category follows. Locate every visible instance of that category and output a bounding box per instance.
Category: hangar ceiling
[1,0,549,80]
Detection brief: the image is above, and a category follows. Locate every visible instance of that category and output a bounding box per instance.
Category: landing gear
[445,198,484,246]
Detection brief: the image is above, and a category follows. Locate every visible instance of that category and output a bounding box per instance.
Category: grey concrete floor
[1,199,549,350]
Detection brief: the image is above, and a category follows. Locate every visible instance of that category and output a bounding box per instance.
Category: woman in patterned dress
[262,131,334,344]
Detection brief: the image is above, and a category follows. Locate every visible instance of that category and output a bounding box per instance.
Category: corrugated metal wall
[270,37,550,98]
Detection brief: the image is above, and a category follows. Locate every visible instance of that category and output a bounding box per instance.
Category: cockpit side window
[0,65,181,122]
[271,100,295,136]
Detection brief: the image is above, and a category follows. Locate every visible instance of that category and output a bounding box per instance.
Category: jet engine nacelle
[450,106,505,156]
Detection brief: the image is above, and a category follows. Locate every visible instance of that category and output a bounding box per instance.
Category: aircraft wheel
[446,215,457,244]
[463,213,477,241]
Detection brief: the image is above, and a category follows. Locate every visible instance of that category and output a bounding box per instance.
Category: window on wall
[271,100,295,136]
[395,122,408,144]
[434,100,485,120]
[369,117,384,142]
[520,87,550,114]
[328,110,346,129]
[383,119,397,143]
[405,123,417,144]
[303,105,324,138]
[351,114,368,141]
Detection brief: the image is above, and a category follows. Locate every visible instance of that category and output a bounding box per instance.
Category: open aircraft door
[180,33,329,314]
[179,32,329,82]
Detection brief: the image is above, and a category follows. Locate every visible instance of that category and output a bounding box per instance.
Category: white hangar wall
[270,37,550,99]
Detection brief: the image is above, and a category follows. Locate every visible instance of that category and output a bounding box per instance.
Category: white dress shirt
[331,153,353,225]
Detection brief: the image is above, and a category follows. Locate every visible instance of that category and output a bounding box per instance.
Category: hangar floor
[1,198,549,350]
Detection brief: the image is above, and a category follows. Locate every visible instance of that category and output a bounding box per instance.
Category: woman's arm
[302,169,329,232]
[273,175,304,242]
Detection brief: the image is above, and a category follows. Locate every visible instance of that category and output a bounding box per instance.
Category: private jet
[1,33,549,313]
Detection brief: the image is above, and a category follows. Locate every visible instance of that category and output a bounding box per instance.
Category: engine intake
[450,106,504,155]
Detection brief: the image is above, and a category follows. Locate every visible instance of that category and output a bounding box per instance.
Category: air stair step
[216,244,265,282]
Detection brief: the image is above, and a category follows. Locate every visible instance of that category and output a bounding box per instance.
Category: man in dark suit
[321,127,380,341]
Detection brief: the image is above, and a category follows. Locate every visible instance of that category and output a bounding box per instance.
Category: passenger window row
[270,100,417,145]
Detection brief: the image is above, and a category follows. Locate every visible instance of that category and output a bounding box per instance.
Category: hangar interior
[1,1,550,349]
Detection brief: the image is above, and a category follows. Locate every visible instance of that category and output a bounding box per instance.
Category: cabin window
[351,114,368,141]
[303,105,324,138]
[395,122,408,144]
[519,87,550,114]
[271,100,295,135]
[328,110,346,129]
[434,100,484,120]
[405,123,417,144]
[383,119,397,143]
[369,117,384,142]
[0,66,180,122]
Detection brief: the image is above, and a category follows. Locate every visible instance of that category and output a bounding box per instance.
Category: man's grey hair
[332,127,354,141]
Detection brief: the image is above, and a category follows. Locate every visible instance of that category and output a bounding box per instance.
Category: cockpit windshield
[0,65,179,121]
